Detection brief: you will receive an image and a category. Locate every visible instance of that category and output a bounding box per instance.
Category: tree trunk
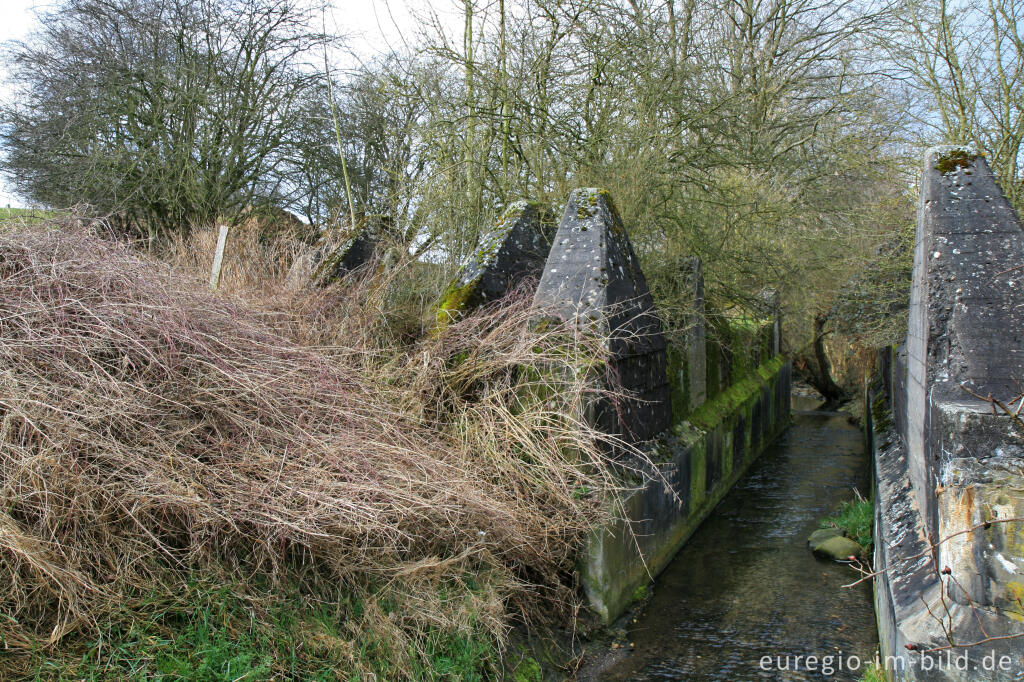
[796,313,845,407]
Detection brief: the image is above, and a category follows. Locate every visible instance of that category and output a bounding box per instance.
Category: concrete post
[758,288,781,357]
[681,257,707,413]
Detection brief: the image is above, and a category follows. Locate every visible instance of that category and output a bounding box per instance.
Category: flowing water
[596,399,878,681]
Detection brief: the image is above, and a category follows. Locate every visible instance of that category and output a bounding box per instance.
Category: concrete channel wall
[869,148,1024,680]
[440,188,792,623]
[580,355,791,621]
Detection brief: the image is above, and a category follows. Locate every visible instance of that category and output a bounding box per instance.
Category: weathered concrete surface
[529,189,792,623]
[433,189,795,625]
[760,288,782,358]
[532,189,671,444]
[438,201,556,326]
[312,222,381,284]
[871,148,1024,680]
[666,257,707,421]
[581,357,791,622]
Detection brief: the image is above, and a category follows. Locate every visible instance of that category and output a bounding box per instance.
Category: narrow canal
[595,399,878,681]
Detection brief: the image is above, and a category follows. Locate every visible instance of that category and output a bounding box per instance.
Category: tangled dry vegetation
[0,218,640,678]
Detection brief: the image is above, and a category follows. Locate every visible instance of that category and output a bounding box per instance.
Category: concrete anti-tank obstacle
[871,147,1024,679]
[311,221,380,285]
[548,189,791,624]
[531,188,671,444]
[436,201,557,326]
[286,219,383,290]
[666,257,707,418]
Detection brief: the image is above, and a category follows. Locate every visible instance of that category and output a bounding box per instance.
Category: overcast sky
[0,0,457,207]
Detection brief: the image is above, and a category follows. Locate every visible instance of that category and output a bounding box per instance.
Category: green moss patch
[870,393,893,432]
[666,344,691,422]
[436,278,481,328]
[512,655,543,682]
[935,149,977,174]
[688,356,784,432]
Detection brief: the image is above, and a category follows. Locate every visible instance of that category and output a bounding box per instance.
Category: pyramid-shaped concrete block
[437,201,556,325]
[313,223,379,284]
[533,189,671,443]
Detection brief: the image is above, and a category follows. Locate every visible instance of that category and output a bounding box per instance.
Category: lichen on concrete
[311,222,380,285]
[532,188,671,445]
[435,201,556,329]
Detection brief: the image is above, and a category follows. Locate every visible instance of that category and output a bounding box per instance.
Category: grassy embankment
[0,217,644,679]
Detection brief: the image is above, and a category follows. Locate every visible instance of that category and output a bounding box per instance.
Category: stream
[594,398,878,681]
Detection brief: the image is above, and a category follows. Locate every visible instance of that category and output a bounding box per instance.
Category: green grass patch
[511,655,543,682]
[0,207,57,224]
[820,493,873,551]
[859,660,888,682]
[22,578,498,681]
[27,582,315,680]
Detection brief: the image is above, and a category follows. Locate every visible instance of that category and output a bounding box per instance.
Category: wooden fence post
[209,224,230,290]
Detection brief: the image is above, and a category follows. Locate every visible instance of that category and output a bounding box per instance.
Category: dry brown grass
[0,217,640,676]
[165,216,314,299]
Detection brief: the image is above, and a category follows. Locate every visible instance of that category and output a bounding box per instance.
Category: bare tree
[1,0,335,241]
[886,0,1024,207]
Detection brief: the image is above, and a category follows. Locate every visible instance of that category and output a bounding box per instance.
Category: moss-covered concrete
[435,201,556,330]
[663,261,708,423]
[666,344,691,422]
[580,355,791,623]
[436,277,482,327]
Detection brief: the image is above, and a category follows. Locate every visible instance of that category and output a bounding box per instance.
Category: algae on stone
[812,535,864,562]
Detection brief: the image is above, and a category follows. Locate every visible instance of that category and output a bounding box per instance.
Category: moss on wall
[666,344,690,422]
[435,277,482,329]
[689,438,707,513]
[581,355,790,623]
[705,336,722,400]
[723,315,771,383]
[934,148,978,174]
[688,356,784,432]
